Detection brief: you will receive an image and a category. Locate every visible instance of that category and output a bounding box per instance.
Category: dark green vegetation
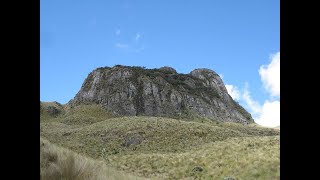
[97,66,221,104]
[41,102,280,179]
[127,65,221,100]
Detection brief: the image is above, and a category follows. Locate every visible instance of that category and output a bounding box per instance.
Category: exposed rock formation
[68,65,254,124]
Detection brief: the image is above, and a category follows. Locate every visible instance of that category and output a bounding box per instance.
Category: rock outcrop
[68,65,254,124]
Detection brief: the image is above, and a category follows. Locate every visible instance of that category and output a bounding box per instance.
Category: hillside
[41,104,280,179]
[40,101,65,119]
[40,137,148,180]
[68,65,253,124]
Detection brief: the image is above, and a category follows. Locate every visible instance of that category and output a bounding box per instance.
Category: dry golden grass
[40,103,280,179]
[41,115,279,158]
[40,137,148,180]
[108,136,280,179]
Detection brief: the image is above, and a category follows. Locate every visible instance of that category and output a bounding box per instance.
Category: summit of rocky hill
[68,65,253,124]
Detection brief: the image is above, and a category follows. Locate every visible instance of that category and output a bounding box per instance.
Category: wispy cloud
[135,33,141,41]
[242,83,262,115]
[115,29,121,36]
[227,82,279,127]
[115,43,145,53]
[129,46,145,53]
[241,84,279,127]
[115,43,129,48]
[114,31,145,53]
[225,84,240,101]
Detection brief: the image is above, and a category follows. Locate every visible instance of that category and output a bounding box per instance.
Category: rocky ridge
[68,65,253,124]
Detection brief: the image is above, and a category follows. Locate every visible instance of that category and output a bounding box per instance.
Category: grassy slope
[110,136,280,179]
[41,104,280,179]
[40,137,148,180]
[41,103,115,124]
[40,101,65,120]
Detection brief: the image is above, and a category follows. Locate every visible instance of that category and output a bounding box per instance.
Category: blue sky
[40,0,280,127]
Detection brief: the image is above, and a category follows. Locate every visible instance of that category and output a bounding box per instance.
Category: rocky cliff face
[68,65,254,124]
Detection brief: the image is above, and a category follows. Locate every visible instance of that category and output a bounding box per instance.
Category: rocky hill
[68,65,253,124]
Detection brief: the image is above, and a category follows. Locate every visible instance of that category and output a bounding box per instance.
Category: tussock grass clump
[41,138,96,180]
[40,137,147,180]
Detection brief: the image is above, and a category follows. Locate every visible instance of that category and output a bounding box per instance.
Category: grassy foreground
[40,137,147,180]
[40,103,280,179]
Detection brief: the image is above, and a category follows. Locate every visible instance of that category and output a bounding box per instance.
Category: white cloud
[129,46,145,53]
[255,100,280,127]
[226,84,240,101]
[115,29,121,36]
[259,52,280,97]
[241,85,262,116]
[226,84,259,114]
[115,43,144,53]
[135,33,141,41]
[114,32,144,53]
[224,52,280,127]
[234,84,279,128]
[219,74,224,79]
[115,43,128,48]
